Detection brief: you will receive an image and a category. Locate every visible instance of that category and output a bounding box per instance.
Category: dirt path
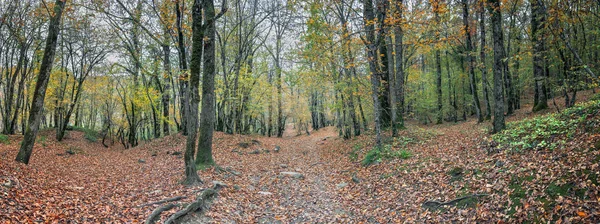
[205,127,350,223]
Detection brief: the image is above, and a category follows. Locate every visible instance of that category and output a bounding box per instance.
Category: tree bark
[183,0,203,185]
[16,0,66,164]
[175,0,189,135]
[196,0,227,166]
[394,0,405,129]
[462,0,482,123]
[531,0,548,112]
[488,0,505,133]
[433,1,443,124]
[479,0,491,120]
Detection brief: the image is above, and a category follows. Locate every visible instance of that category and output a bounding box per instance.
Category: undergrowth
[493,99,600,152]
[0,134,9,144]
[362,144,412,166]
[70,126,99,142]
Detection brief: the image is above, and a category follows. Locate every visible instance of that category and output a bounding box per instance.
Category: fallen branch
[422,193,489,209]
[145,203,178,224]
[164,189,218,224]
[138,196,187,208]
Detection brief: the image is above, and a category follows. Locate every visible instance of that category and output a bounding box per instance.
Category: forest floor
[1,91,600,223]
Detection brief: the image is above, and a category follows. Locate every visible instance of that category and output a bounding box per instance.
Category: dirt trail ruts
[206,126,349,223]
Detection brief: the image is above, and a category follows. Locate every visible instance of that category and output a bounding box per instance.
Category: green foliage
[71,126,98,143]
[589,93,600,102]
[362,144,412,166]
[349,143,361,162]
[392,136,417,148]
[0,135,9,144]
[493,99,600,151]
[362,148,382,166]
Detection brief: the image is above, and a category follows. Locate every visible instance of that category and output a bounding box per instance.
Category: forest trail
[205,126,351,223]
[2,90,599,223]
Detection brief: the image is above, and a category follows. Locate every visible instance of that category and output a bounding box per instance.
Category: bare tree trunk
[175,0,189,135]
[479,0,491,120]
[433,1,443,124]
[162,29,172,136]
[196,0,227,166]
[462,0,482,123]
[531,0,548,112]
[183,0,204,185]
[489,0,505,133]
[394,0,405,129]
[16,0,66,164]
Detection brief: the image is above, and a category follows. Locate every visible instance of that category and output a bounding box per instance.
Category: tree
[362,0,388,147]
[478,0,491,120]
[432,0,443,124]
[16,0,67,164]
[462,0,482,123]
[183,0,204,185]
[55,13,108,141]
[531,0,548,112]
[488,0,505,133]
[196,0,228,166]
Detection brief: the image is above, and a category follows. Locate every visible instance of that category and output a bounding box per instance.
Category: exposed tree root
[164,188,218,224]
[422,193,489,209]
[145,203,178,224]
[138,196,187,208]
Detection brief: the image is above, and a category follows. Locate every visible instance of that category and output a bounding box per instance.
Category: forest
[1,0,599,222]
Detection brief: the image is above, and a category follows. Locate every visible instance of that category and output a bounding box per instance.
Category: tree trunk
[489,0,505,133]
[531,0,548,112]
[433,1,443,124]
[462,0,482,123]
[394,0,405,129]
[16,0,66,164]
[196,0,226,166]
[162,32,172,136]
[175,0,189,135]
[183,0,205,185]
[479,0,491,120]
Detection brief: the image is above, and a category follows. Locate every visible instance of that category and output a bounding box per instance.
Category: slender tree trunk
[479,1,491,120]
[16,0,66,164]
[489,0,505,133]
[175,0,189,135]
[394,0,405,128]
[433,1,443,124]
[162,31,172,136]
[463,0,482,123]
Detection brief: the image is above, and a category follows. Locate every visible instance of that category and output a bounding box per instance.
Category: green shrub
[362,144,413,166]
[0,135,9,144]
[362,148,382,166]
[349,143,361,162]
[72,126,98,142]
